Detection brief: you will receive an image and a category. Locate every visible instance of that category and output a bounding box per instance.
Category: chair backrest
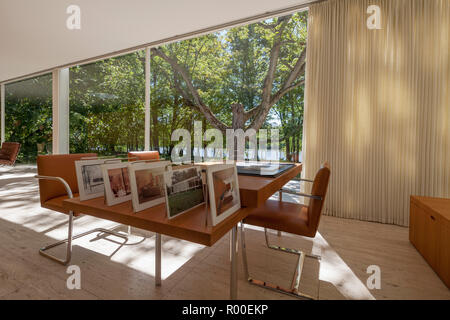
[307,161,331,235]
[128,151,160,161]
[0,142,21,165]
[37,153,97,204]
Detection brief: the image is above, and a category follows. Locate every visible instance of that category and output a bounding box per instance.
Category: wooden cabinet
[439,221,450,287]
[410,196,450,288]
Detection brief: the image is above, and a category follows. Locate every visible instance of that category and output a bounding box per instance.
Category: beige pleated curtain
[303,0,450,226]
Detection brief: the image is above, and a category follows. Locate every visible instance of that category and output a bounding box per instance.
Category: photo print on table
[128,161,171,212]
[164,166,205,219]
[206,164,241,226]
[75,158,119,201]
[102,162,132,206]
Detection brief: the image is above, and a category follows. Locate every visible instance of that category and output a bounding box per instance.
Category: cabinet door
[423,210,439,270]
[409,202,418,245]
[414,204,439,269]
[414,204,427,254]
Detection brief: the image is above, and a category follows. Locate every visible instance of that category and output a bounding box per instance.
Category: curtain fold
[303,0,450,226]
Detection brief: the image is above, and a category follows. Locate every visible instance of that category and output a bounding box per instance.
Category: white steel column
[145,47,151,151]
[1,83,5,144]
[52,68,70,154]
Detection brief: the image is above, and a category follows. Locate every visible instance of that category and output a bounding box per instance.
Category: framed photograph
[128,161,171,213]
[164,166,205,219]
[206,164,241,226]
[102,162,132,206]
[75,159,107,201]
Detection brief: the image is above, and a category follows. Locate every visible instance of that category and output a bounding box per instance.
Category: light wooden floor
[0,165,449,300]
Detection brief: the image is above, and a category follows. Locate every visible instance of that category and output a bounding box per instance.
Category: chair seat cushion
[0,159,13,165]
[42,193,81,216]
[0,150,10,160]
[244,199,315,237]
[0,142,20,164]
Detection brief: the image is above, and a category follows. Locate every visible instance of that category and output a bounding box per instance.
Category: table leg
[155,233,161,286]
[230,225,238,300]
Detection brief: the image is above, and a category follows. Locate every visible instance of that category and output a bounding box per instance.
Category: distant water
[159,147,302,162]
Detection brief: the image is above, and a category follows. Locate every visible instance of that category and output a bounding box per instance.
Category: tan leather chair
[36,153,127,265]
[128,151,160,161]
[0,142,21,166]
[240,161,331,299]
[37,153,96,215]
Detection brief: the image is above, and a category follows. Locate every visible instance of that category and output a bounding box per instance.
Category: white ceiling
[0,0,309,83]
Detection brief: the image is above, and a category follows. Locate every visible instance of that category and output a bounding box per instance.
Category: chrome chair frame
[36,175,129,265]
[240,179,322,300]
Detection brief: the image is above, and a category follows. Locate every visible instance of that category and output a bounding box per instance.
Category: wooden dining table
[62,162,302,299]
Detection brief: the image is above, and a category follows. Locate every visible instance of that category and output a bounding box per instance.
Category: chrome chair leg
[277,191,282,237]
[230,225,238,300]
[240,222,250,281]
[240,223,320,300]
[39,210,129,266]
[155,233,162,286]
[263,228,321,260]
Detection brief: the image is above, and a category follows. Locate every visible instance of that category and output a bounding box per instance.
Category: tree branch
[151,47,228,132]
[280,48,306,92]
[270,79,305,106]
[258,22,277,30]
[244,105,261,122]
[248,15,292,131]
[156,61,200,113]
[260,16,291,106]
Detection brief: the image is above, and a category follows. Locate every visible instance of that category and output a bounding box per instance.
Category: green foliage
[152,11,308,159]
[69,51,145,155]
[5,74,53,163]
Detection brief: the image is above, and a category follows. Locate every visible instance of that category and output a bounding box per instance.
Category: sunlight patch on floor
[313,232,375,300]
[244,224,375,300]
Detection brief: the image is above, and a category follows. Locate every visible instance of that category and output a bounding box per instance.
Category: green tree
[151,12,308,134]
[69,51,145,155]
[5,74,53,163]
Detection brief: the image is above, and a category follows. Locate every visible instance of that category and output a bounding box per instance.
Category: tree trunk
[202,117,207,159]
[231,103,245,130]
[152,109,159,151]
[151,72,159,151]
[285,137,290,161]
[231,103,245,161]
[293,136,298,162]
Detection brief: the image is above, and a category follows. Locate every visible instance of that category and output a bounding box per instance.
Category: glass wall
[2,11,307,162]
[5,74,52,163]
[69,51,145,156]
[150,10,308,161]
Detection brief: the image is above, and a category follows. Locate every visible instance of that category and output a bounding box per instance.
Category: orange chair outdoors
[0,142,21,166]
[36,153,127,265]
[240,161,331,299]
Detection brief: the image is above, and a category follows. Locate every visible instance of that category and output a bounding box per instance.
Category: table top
[63,163,302,246]
[64,197,252,246]
[411,196,450,221]
[238,163,302,207]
